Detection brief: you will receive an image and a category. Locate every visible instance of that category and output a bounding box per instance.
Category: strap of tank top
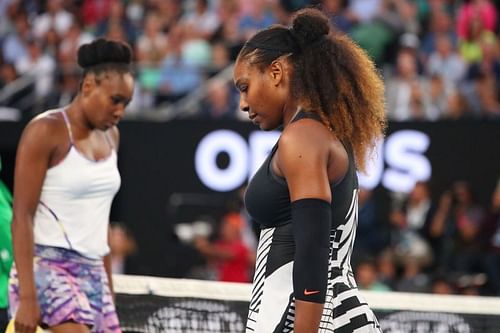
[104,131,115,150]
[292,109,322,123]
[61,109,74,145]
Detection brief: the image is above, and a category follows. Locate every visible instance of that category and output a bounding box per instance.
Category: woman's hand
[15,297,41,333]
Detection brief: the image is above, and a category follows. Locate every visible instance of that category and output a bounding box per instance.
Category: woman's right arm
[12,118,56,332]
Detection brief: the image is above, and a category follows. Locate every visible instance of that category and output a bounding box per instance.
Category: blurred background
[0,0,500,299]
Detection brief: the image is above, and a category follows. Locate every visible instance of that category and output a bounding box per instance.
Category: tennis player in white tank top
[9,38,135,333]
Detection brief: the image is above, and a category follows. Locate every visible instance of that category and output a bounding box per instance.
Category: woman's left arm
[277,120,332,333]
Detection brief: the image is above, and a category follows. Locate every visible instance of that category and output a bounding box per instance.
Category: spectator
[431,277,455,295]
[345,0,382,24]
[212,1,244,59]
[58,19,94,66]
[321,0,352,33]
[134,12,169,101]
[199,79,238,119]
[207,41,231,75]
[105,21,129,43]
[395,257,430,293]
[0,62,35,115]
[109,223,137,275]
[136,12,168,67]
[238,0,276,40]
[481,179,500,295]
[389,181,435,267]
[270,0,296,26]
[386,48,432,120]
[182,0,220,41]
[443,90,472,119]
[376,250,397,290]
[427,34,466,88]
[194,212,255,282]
[355,258,392,291]
[427,74,452,119]
[0,0,17,39]
[45,67,81,109]
[1,11,31,65]
[376,0,420,36]
[95,0,137,45]
[43,28,61,58]
[457,0,497,41]
[32,0,73,40]
[156,26,203,104]
[420,9,457,58]
[354,188,386,258]
[14,37,56,108]
[430,181,485,273]
[475,75,500,118]
[457,0,497,63]
[81,0,113,29]
[349,17,394,65]
[154,0,183,34]
[466,31,500,84]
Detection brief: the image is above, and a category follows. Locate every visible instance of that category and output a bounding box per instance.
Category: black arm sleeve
[291,198,331,303]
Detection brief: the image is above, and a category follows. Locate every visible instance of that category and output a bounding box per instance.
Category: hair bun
[77,38,132,69]
[290,8,330,47]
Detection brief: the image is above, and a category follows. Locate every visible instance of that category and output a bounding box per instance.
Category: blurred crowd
[353,177,500,297]
[0,0,500,120]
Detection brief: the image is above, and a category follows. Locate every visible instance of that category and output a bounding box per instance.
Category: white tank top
[33,110,121,258]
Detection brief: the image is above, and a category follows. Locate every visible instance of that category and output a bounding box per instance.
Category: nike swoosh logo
[304,289,320,296]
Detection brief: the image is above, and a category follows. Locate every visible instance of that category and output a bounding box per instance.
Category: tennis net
[113,274,500,332]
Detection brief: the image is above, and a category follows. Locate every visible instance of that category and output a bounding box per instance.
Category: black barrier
[116,120,500,276]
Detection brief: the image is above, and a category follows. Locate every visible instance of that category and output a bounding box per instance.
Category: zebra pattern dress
[244,111,382,333]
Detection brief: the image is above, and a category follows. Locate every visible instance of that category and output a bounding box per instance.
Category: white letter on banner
[358,138,384,190]
[195,130,248,192]
[248,131,280,178]
[383,130,431,193]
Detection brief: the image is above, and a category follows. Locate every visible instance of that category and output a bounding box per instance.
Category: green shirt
[0,158,13,308]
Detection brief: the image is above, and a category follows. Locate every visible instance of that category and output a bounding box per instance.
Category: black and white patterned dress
[244,112,382,333]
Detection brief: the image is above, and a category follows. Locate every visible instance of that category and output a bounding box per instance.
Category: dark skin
[12,71,134,333]
[233,56,348,332]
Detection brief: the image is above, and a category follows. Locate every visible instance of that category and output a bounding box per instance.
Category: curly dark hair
[237,8,386,172]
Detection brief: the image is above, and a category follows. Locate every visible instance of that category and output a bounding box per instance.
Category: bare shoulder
[277,118,331,173]
[15,111,69,167]
[21,110,66,146]
[279,118,331,154]
[29,109,64,127]
[276,118,334,201]
[278,117,348,184]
